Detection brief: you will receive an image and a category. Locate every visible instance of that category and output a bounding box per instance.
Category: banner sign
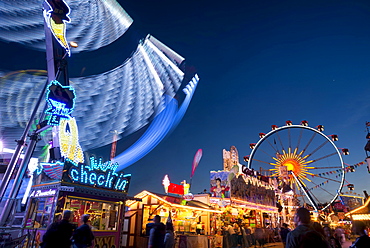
[190,149,202,178]
[62,157,131,193]
[30,188,57,198]
[168,183,184,195]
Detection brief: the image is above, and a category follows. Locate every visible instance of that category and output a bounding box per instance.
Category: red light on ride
[317,125,324,132]
[250,143,256,149]
[300,120,308,126]
[285,120,293,126]
[347,184,354,191]
[341,148,349,155]
[243,156,249,162]
[330,134,338,141]
[271,125,278,130]
[259,133,266,138]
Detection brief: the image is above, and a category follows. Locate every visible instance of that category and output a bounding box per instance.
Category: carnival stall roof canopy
[345,196,370,220]
[126,190,222,213]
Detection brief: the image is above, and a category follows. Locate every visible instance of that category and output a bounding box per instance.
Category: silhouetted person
[41,210,75,248]
[286,207,329,248]
[164,222,175,248]
[280,223,290,247]
[148,215,165,248]
[72,214,95,248]
[350,221,370,248]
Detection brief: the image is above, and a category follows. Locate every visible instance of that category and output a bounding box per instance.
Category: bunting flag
[311,161,364,178]
[308,161,365,192]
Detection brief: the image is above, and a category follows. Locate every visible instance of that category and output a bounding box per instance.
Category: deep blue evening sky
[114,0,370,196]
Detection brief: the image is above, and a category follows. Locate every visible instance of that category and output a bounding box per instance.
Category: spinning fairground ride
[246,121,350,218]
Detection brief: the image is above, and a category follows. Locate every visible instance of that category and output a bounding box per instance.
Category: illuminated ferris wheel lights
[300,120,308,126]
[348,165,355,172]
[248,122,346,211]
[271,125,278,130]
[316,125,324,131]
[347,184,355,190]
[341,148,349,155]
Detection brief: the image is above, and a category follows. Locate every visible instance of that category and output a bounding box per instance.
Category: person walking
[72,214,95,248]
[254,227,265,248]
[349,221,370,248]
[279,223,290,247]
[41,210,75,248]
[285,207,329,248]
[148,215,165,248]
[164,222,175,248]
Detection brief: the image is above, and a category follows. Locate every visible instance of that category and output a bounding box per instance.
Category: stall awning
[345,196,370,217]
[351,214,370,220]
[127,190,222,213]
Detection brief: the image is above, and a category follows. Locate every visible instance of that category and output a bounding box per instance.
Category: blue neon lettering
[67,158,130,191]
[81,166,88,183]
[97,175,105,186]
[89,173,96,184]
[71,168,79,181]
[118,180,127,191]
[105,171,114,188]
[115,178,121,190]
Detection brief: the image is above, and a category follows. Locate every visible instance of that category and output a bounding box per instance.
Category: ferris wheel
[246,121,348,211]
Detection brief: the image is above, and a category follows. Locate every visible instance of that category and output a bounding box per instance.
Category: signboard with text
[62,157,131,193]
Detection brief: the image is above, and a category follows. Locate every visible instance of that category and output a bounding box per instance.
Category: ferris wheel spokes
[309,166,342,170]
[307,152,338,164]
[248,123,346,211]
[309,181,337,198]
[291,171,319,211]
[300,132,317,156]
[304,139,330,159]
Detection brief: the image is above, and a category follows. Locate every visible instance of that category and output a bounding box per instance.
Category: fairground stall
[345,194,370,225]
[209,147,279,231]
[23,156,132,248]
[124,190,223,248]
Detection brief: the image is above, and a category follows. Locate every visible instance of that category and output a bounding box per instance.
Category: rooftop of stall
[126,190,222,236]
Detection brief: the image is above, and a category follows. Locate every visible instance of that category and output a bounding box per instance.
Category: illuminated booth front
[345,195,370,224]
[208,146,280,233]
[123,190,223,248]
[23,157,132,248]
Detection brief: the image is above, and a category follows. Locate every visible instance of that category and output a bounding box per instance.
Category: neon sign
[63,158,131,193]
[30,189,57,197]
[59,117,84,164]
[45,80,76,125]
[43,0,71,56]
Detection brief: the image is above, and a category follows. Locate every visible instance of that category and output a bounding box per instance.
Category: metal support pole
[0,79,49,203]
[0,132,39,225]
[0,65,63,225]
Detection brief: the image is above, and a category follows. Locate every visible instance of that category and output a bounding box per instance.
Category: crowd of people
[38,207,370,248]
[217,207,370,248]
[41,210,95,248]
[147,215,175,248]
